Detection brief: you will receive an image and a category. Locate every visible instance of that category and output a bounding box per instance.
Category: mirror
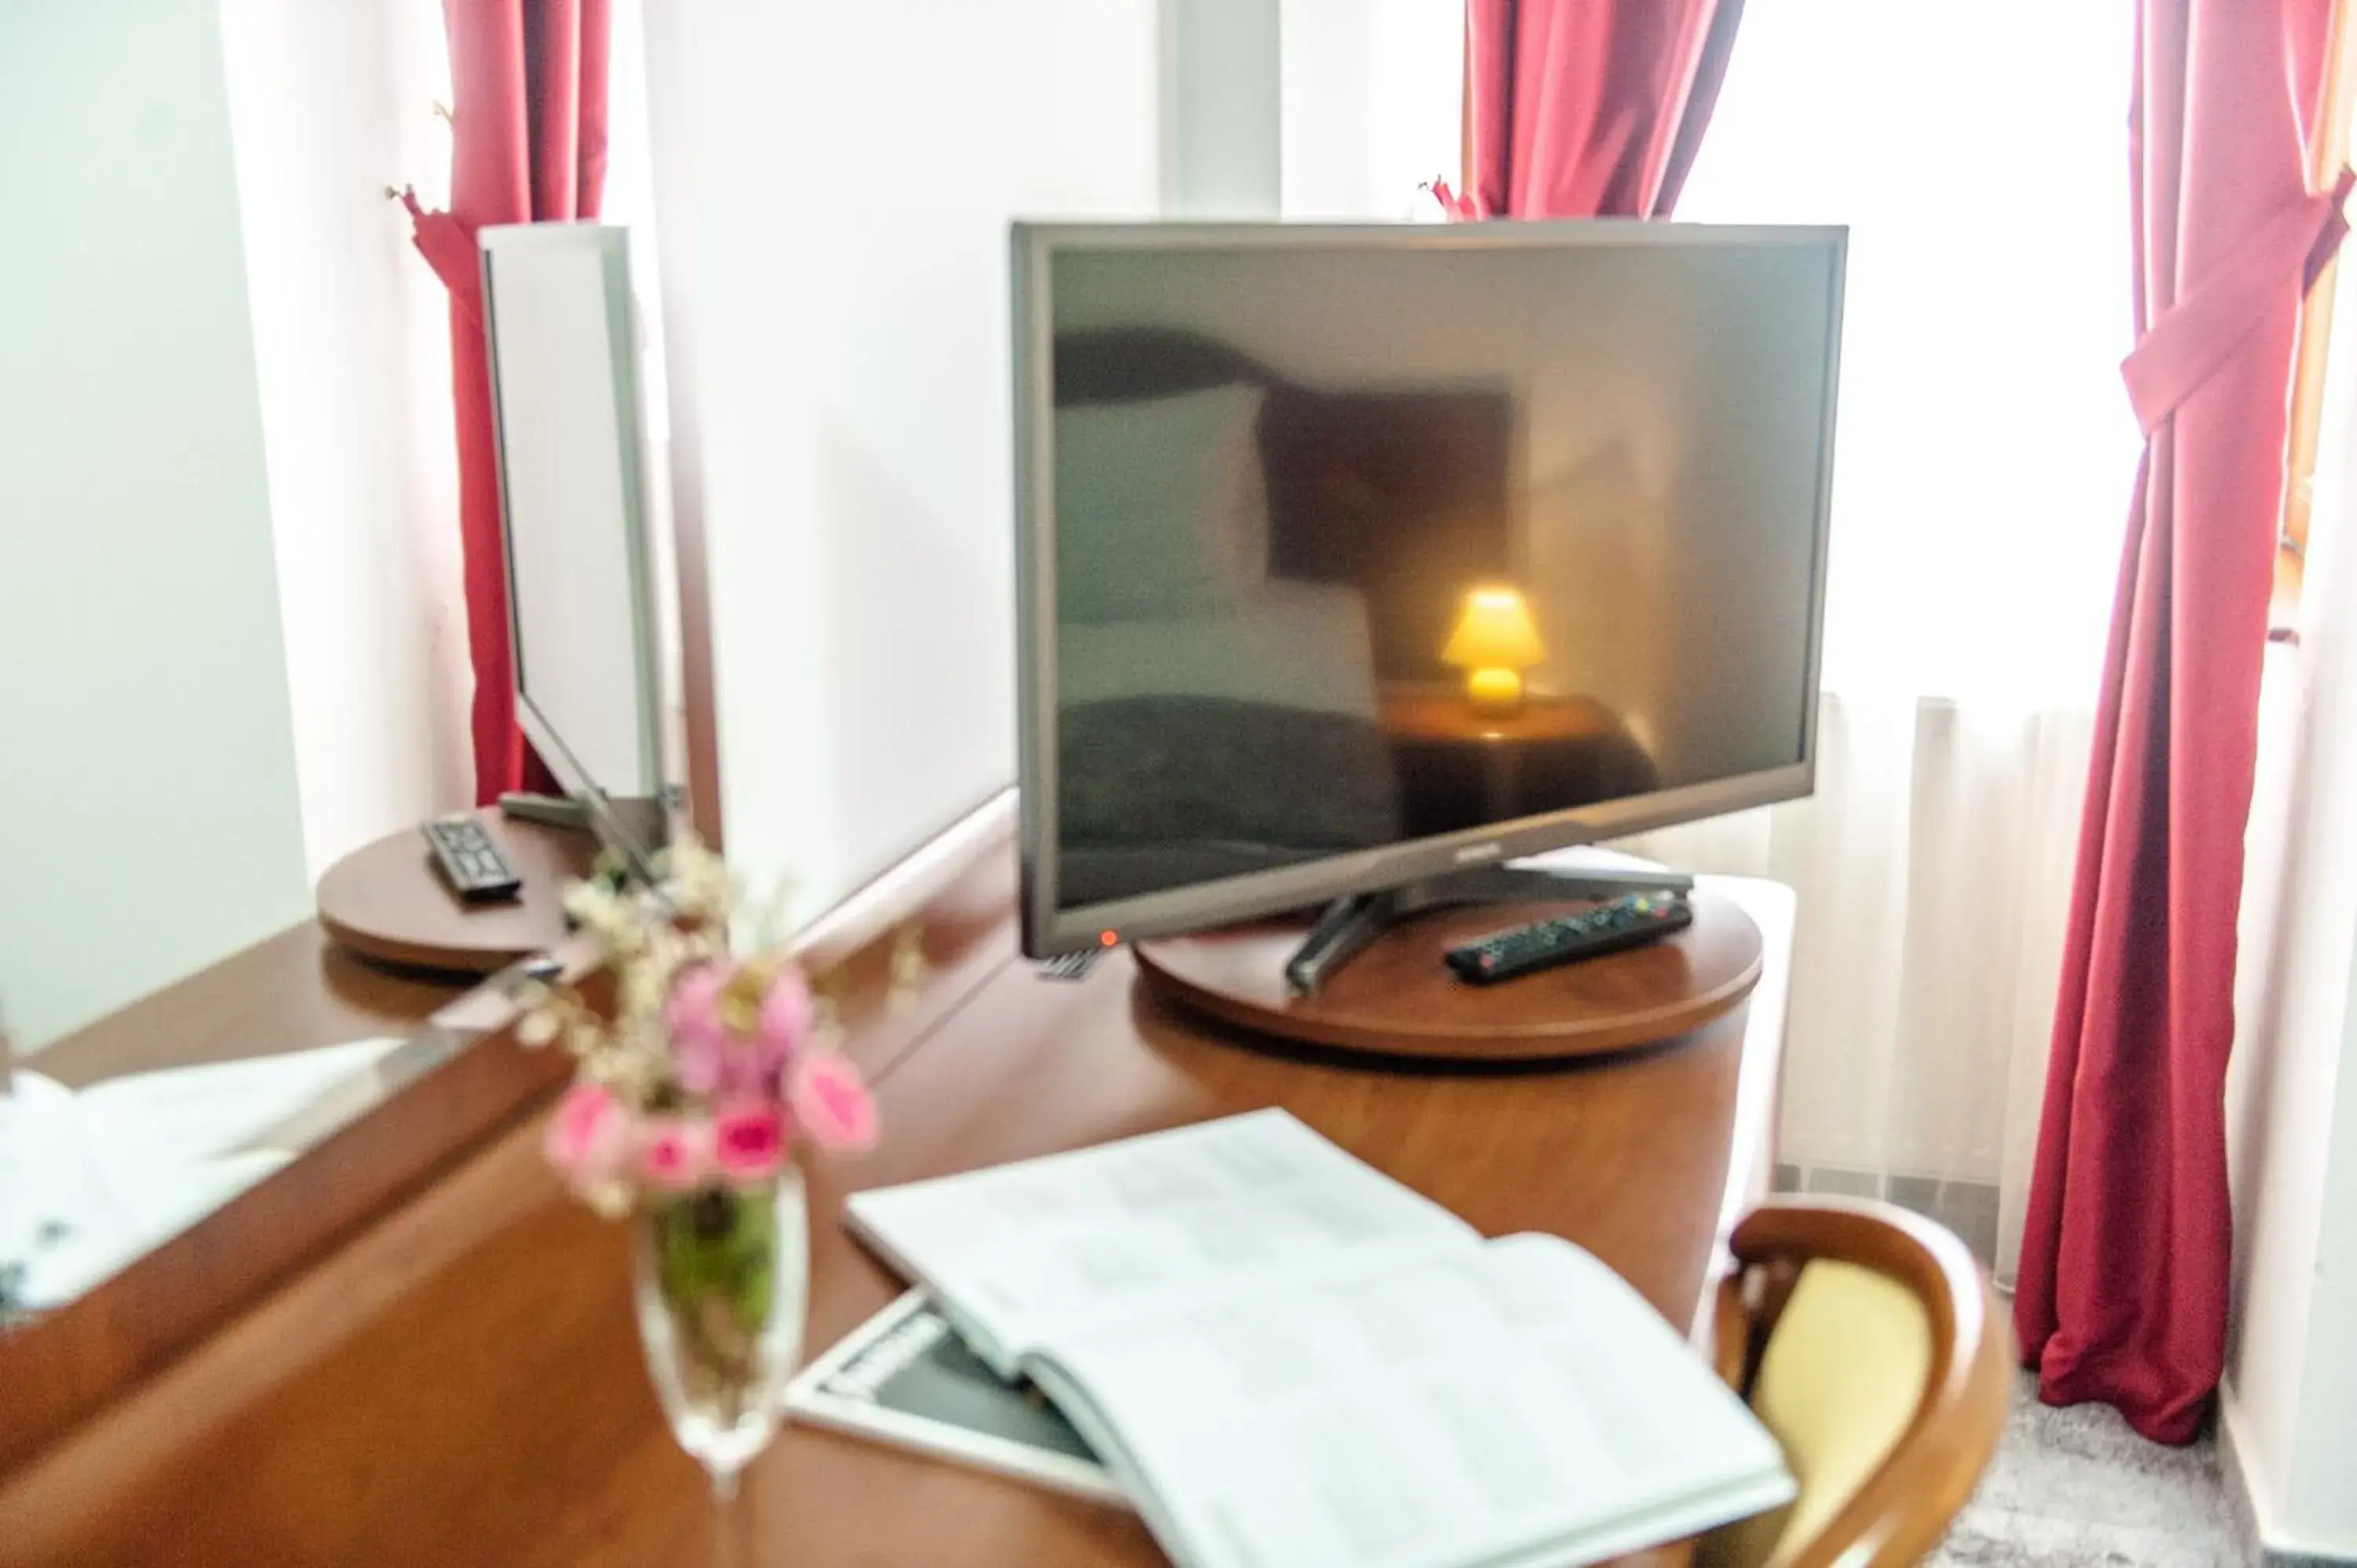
[0,3,675,1346]
[1,1002,464,1328]
[0,0,486,1327]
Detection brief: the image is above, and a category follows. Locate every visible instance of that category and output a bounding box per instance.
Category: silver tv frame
[479,223,669,884]
[1012,219,1847,958]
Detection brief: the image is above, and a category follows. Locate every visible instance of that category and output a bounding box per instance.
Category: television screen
[1016,223,1844,955]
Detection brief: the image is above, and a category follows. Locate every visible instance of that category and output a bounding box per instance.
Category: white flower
[584,1179,635,1220]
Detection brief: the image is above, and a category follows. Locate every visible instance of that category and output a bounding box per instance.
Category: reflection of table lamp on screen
[1443,585,1546,716]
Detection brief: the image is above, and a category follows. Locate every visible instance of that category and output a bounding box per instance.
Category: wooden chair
[1698,1197,2012,1568]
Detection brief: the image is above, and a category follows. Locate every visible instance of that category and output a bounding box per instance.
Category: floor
[1929,1372,2249,1568]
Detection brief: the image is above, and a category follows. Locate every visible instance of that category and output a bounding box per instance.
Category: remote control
[1444,892,1692,984]
[423,814,524,904]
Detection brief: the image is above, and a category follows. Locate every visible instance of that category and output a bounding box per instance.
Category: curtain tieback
[2121,167,2355,434]
[398,188,486,329]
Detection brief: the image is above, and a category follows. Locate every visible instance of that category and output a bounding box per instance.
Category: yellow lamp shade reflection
[1442,585,1546,715]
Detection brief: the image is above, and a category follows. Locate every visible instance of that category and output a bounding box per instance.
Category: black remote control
[1444,892,1692,984]
[423,814,524,904]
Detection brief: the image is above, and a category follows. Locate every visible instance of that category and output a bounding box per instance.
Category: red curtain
[405,0,612,804]
[2014,0,2348,1445]
[1462,0,1744,219]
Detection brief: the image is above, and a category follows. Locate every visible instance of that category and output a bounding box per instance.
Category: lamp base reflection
[1465,666,1524,716]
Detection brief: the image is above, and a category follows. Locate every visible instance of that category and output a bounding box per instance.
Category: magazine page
[1032,1233,1793,1568]
[844,1109,1479,1377]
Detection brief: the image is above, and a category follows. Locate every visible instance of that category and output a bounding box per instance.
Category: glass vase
[631,1166,809,1499]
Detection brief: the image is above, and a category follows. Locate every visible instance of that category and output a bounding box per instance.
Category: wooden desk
[0,813,1790,1568]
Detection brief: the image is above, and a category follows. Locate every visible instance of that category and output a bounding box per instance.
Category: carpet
[1928,1372,2246,1566]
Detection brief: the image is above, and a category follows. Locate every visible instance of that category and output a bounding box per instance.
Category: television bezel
[1012,219,1846,958]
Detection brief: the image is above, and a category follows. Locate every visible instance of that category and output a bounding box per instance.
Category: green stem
[651,1185,779,1414]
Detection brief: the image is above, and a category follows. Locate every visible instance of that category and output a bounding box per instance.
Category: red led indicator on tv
[1099,930,1119,948]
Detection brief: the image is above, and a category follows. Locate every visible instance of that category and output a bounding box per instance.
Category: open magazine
[834,1108,1792,1568]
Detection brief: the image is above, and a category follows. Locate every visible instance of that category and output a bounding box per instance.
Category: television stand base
[1130,873,1755,1068]
[496,792,596,832]
[1283,863,1695,996]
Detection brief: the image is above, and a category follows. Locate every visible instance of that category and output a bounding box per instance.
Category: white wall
[643,0,1163,914]
[2292,1010,2357,1546]
[1162,0,1461,223]
[2225,251,2357,1557]
[215,0,474,879]
[1164,0,1281,216]
[1280,0,1461,220]
[0,0,310,1048]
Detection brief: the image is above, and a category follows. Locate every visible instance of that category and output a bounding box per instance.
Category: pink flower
[712,1101,790,1184]
[666,962,812,1098]
[755,969,814,1064]
[638,1116,716,1192]
[789,1052,878,1153]
[544,1083,633,1189]
[665,962,734,1095]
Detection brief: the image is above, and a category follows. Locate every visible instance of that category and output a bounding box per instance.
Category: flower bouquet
[519,840,883,1497]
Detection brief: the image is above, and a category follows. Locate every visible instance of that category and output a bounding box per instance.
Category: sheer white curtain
[1614,0,2142,1277]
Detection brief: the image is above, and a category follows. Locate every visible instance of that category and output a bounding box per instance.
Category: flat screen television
[481,223,669,880]
[1013,221,1845,960]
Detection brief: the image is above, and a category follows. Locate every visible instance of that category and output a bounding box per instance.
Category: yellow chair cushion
[1709,1259,1935,1568]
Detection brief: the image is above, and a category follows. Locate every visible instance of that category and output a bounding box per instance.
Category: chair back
[1699,1197,2011,1568]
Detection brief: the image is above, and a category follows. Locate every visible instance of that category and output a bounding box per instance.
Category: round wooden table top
[1135,889,1762,1061]
[314,811,594,976]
